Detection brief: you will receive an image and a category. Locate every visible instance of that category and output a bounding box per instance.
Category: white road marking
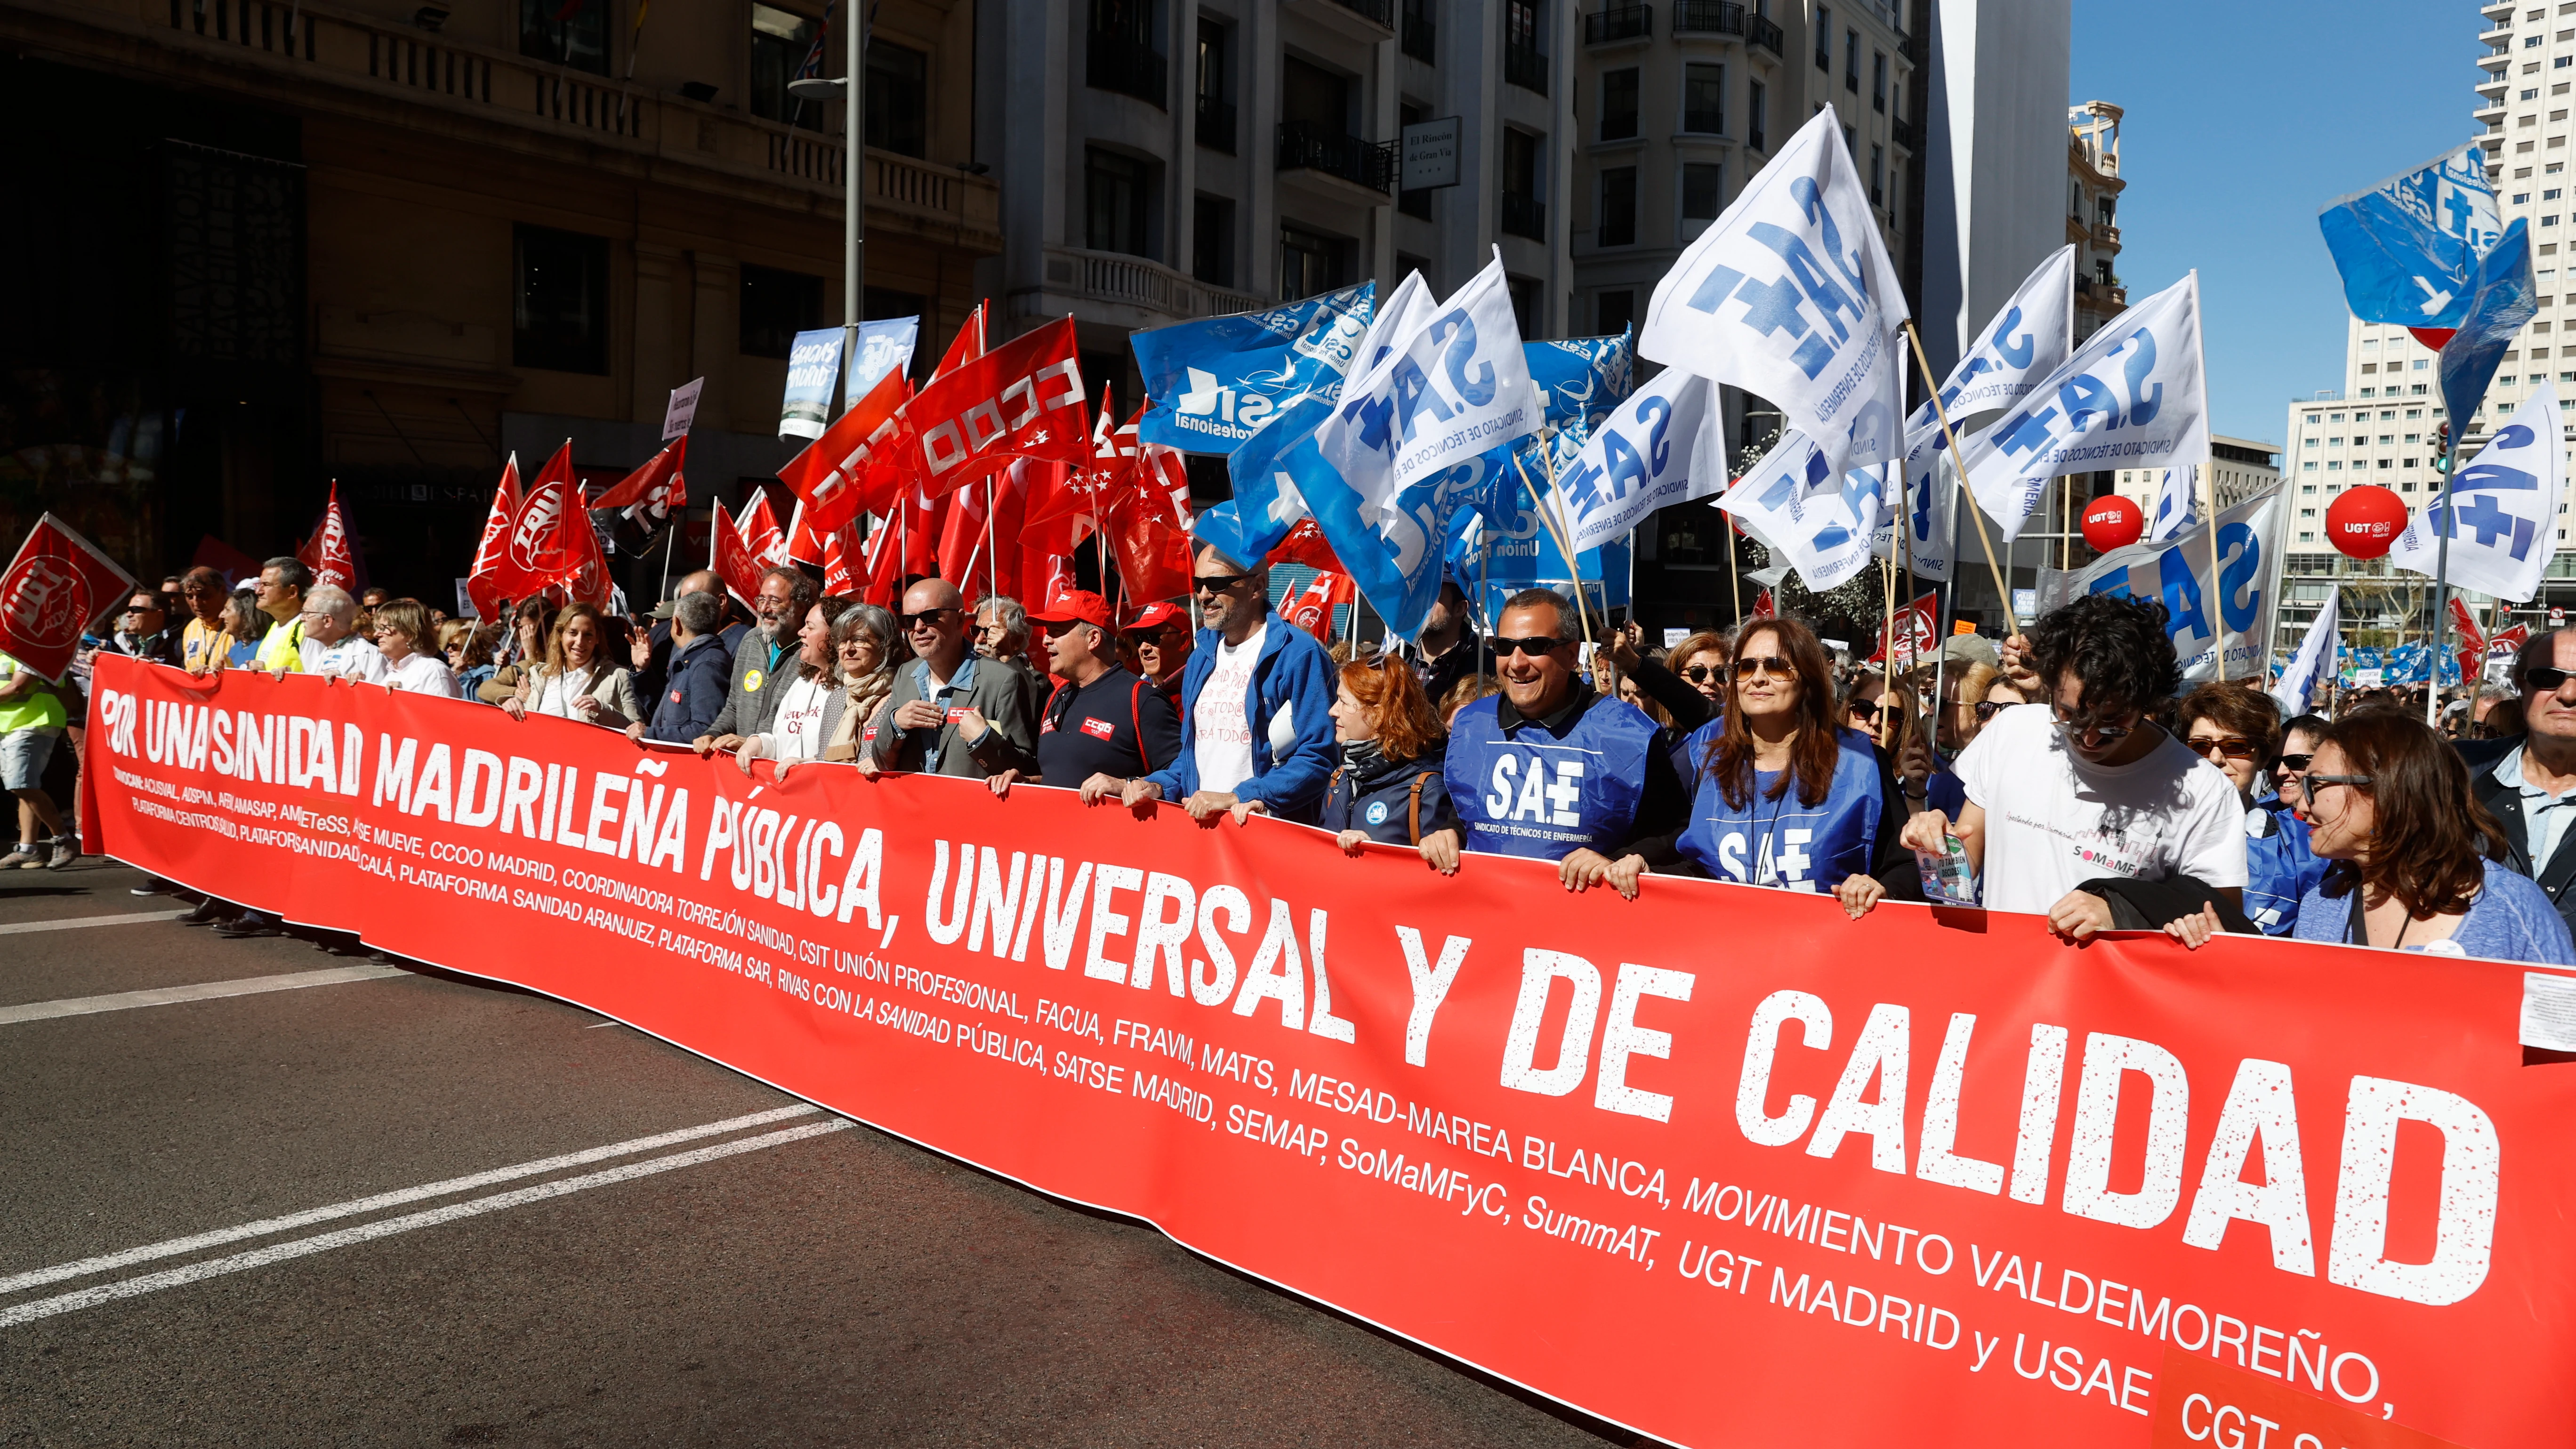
[0,910,188,936]
[0,965,406,1027]
[0,1105,822,1296]
[0,1119,852,1328]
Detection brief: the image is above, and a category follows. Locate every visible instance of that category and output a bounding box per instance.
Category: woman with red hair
[1317,655,1456,850]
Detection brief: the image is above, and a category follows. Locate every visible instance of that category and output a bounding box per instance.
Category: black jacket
[2461,736,2576,936]
[1320,741,1458,845]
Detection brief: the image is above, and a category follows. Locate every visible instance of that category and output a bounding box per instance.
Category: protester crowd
[8,541,2575,971]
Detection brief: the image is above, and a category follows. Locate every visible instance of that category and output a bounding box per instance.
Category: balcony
[2096,222,2121,248]
[1747,13,1785,56]
[1895,29,1916,63]
[1891,116,1915,150]
[1585,4,1652,43]
[1325,0,1394,26]
[1401,6,1435,61]
[2481,24,2514,44]
[1671,0,1744,35]
[1197,95,1237,153]
[1087,34,1169,108]
[1037,246,1264,324]
[1500,191,1547,240]
[2480,49,2510,72]
[1504,41,1548,93]
[1276,120,1397,193]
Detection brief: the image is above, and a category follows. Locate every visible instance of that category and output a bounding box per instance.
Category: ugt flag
[1561,370,1718,556]
[2318,142,2502,332]
[1133,283,1371,453]
[1640,105,1908,483]
[296,481,359,594]
[2389,381,2567,602]
[2270,589,2336,717]
[1715,432,1884,593]
[1959,272,2209,541]
[2037,488,2283,683]
[1526,331,1634,430]
[2437,217,2538,432]
[0,513,135,682]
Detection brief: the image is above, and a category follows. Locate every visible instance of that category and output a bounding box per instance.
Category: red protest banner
[83,654,2576,1449]
[0,513,135,681]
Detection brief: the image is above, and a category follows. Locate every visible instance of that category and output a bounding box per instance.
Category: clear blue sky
[2071,0,2482,446]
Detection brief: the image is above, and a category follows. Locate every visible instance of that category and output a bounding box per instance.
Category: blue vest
[1443,692,1658,859]
[2244,796,2327,936]
[1676,722,1886,893]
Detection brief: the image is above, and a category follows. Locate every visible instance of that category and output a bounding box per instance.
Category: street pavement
[1,860,1647,1448]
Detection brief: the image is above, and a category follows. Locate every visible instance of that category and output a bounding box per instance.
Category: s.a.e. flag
[1560,370,1718,556]
[2040,488,2284,682]
[1640,105,1908,483]
[2147,466,2198,544]
[1958,272,2209,541]
[2318,142,2502,333]
[2390,382,2566,602]
[0,512,135,681]
[1132,283,1371,453]
[1715,432,1883,593]
[2271,589,2337,716]
[1526,331,1634,430]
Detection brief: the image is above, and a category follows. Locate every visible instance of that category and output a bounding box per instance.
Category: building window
[749,4,824,130]
[1197,17,1236,153]
[1509,274,1543,339]
[740,265,825,359]
[1681,161,1723,238]
[1501,127,1545,239]
[1869,144,1884,206]
[1504,0,1546,92]
[1872,50,1887,111]
[1814,7,1829,69]
[1682,63,1724,133]
[513,224,610,374]
[1279,225,1352,300]
[522,0,609,74]
[1088,0,1168,108]
[1085,147,1156,258]
[867,40,929,156]
[1602,67,1640,141]
[1748,81,1766,150]
[1193,195,1234,287]
[1598,289,1635,337]
[1402,0,1435,64]
[1599,166,1638,247]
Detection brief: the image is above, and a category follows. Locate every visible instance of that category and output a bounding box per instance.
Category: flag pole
[984,474,1001,604]
[2428,443,2457,726]
[1901,321,2020,636]
[1878,554,1898,712]
[1513,448,1594,652]
[1476,524,1492,688]
[1726,512,1743,631]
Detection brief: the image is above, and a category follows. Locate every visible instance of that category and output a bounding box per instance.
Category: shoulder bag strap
[1409,772,1427,845]
[1130,679,1151,771]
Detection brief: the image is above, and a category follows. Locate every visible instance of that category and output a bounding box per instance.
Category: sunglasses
[2276,753,2314,773]
[2050,702,2135,743]
[899,608,958,629]
[2305,773,2372,794]
[1734,654,1794,680]
[1192,573,1249,595]
[1682,664,1724,684]
[2526,667,2575,691]
[1493,636,1566,658]
[2188,735,2257,761]
[1965,700,2002,721]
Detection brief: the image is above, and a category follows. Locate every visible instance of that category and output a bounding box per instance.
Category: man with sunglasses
[1389,578,1480,710]
[1120,602,1193,705]
[1119,543,1336,823]
[1900,594,2246,934]
[1422,588,1687,896]
[100,589,178,667]
[2460,630,2576,937]
[858,578,1038,781]
[1005,591,1179,798]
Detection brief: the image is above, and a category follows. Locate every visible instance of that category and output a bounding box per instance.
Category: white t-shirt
[1191,621,1266,796]
[304,635,387,684]
[531,667,604,718]
[385,652,459,698]
[767,674,834,761]
[1953,702,2248,916]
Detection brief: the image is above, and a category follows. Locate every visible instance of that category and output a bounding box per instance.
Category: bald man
[859,578,1039,780]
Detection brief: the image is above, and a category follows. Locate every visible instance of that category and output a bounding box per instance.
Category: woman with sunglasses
[2291,711,2574,962]
[2271,714,2327,812]
[2176,683,2324,937]
[1607,625,1727,730]
[1658,617,1908,918]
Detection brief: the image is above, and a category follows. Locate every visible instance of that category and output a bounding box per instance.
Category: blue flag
[1131,284,1373,453]
[2318,143,2501,330]
[2438,218,2537,433]
[1525,332,1634,430]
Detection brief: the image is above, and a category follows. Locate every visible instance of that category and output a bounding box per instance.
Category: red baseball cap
[1030,590,1114,629]
[1123,601,1186,632]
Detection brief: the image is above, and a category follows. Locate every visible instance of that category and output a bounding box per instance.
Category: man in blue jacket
[629,591,733,744]
[1422,588,1686,896]
[1113,543,1336,823]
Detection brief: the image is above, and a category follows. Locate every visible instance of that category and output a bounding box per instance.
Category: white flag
[2037,488,2283,683]
[2271,590,2336,717]
[1640,106,1909,483]
[1875,443,1956,581]
[1354,270,1435,377]
[2147,466,2198,543]
[2387,382,2567,602]
[1715,432,1885,592]
[1959,272,2210,541]
[1312,254,1538,513]
[1561,371,1718,555]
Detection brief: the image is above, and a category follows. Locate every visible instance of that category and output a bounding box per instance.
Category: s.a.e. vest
[1442,691,1658,859]
[1676,722,1886,892]
[2243,796,2327,936]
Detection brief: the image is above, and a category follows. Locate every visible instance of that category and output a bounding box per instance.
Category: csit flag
[1525,331,1634,430]
[2390,381,2567,602]
[2040,488,2283,683]
[1133,283,1371,453]
[0,512,135,681]
[1640,105,1908,484]
[1959,272,2208,541]
[1560,370,1719,556]
[2318,142,2502,334]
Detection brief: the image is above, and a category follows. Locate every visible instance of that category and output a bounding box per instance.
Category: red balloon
[2080,495,2144,552]
[2327,484,2409,559]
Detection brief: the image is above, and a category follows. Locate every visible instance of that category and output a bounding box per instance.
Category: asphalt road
[0,859,1646,1448]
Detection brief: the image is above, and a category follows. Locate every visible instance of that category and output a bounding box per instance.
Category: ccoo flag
[2389,382,2567,603]
[1957,272,2209,541]
[2318,142,2502,332]
[1640,105,1908,483]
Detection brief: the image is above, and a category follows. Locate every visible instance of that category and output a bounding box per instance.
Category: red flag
[1754,589,1775,619]
[902,317,1090,499]
[822,531,857,596]
[775,367,910,533]
[491,443,595,608]
[861,483,947,607]
[854,304,992,517]
[933,302,986,377]
[296,481,358,595]
[1866,591,1940,667]
[1264,518,1342,572]
[0,513,137,681]
[709,499,767,606]
[2449,596,2487,656]
[785,498,827,568]
[736,490,789,570]
[466,455,523,620]
[588,435,688,519]
[936,461,1037,604]
[1024,391,1135,547]
[1284,571,1354,646]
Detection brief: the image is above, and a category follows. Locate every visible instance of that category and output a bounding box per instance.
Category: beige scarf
[823,667,896,761]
